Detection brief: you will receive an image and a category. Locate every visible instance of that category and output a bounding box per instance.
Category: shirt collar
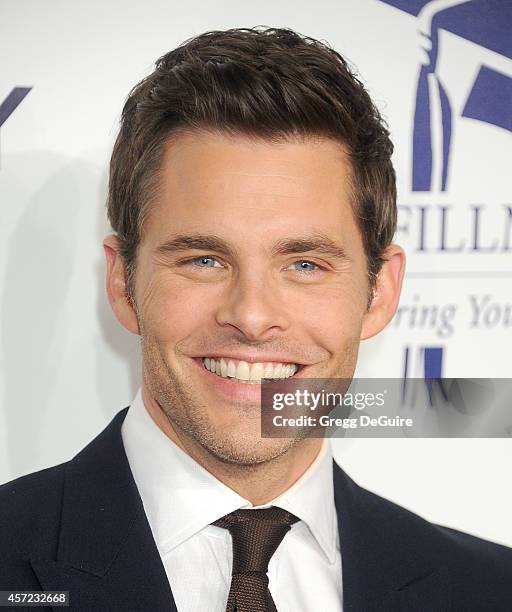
[121,387,338,564]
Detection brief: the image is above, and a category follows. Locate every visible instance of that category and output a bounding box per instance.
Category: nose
[214,270,290,340]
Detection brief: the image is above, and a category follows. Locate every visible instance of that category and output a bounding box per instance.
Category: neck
[141,385,324,505]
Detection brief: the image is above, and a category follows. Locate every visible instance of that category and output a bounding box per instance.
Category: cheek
[292,283,366,335]
[138,275,213,340]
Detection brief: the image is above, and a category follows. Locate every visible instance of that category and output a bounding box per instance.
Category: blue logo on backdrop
[402,345,445,404]
[403,345,444,379]
[0,87,32,167]
[380,0,512,192]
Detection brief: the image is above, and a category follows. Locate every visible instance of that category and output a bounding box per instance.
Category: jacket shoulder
[435,522,512,574]
[0,462,67,561]
[363,481,512,557]
[355,481,512,605]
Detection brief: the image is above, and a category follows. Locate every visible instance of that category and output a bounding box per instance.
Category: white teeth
[236,361,251,381]
[249,363,264,381]
[202,358,299,383]
[227,360,237,377]
[220,359,228,377]
[264,362,274,378]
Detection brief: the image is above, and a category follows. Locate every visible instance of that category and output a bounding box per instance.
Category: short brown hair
[106,26,397,304]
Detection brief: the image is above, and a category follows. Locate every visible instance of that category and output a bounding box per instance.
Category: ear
[103,234,140,335]
[360,244,406,341]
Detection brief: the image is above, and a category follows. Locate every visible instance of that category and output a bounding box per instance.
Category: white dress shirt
[121,388,343,612]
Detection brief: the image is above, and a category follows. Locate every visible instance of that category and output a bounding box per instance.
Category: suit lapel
[28,404,451,611]
[29,408,178,612]
[333,460,451,611]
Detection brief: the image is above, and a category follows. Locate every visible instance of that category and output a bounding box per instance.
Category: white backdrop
[1,0,511,547]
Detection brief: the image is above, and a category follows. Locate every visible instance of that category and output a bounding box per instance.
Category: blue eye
[293,260,319,273]
[188,256,220,268]
[181,257,321,274]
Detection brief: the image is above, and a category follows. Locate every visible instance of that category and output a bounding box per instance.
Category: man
[1,26,511,612]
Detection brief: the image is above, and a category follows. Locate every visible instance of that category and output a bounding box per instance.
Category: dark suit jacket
[1,406,512,611]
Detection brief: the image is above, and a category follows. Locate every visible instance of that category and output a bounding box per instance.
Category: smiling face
[105,130,404,466]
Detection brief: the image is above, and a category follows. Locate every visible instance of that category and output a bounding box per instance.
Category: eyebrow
[155,232,351,263]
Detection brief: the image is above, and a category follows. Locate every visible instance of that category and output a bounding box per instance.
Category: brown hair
[106,26,397,305]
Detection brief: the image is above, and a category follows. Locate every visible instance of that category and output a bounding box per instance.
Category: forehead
[144,130,361,248]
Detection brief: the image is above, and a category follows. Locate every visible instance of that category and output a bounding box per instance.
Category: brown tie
[212,507,300,612]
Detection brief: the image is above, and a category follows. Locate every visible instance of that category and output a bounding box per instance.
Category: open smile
[191,357,308,401]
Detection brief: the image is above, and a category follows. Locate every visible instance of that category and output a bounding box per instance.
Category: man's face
[130,131,371,465]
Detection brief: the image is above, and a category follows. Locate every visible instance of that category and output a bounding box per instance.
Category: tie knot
[212,507,299,575]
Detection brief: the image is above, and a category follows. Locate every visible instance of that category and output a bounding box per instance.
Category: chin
[198,430,296,466]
